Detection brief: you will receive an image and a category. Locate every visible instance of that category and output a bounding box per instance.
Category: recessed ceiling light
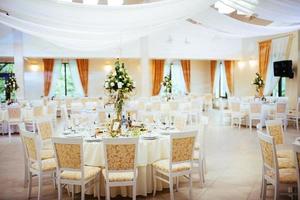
[107,0,124,6]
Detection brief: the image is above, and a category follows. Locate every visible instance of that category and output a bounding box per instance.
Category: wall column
[13,29,25,99]
[140,36,151,97]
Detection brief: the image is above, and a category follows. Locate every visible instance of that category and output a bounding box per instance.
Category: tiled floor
[0,111,299,200]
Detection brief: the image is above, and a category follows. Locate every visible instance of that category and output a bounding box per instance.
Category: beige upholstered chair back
[151,101,161,111]
[293,144,300,189]
[98,110,106,123]
[33,106,44,118]
[103,138,138,171]
[20,129,38,161]
[230,101,241,112]
[250,102,262,114]
[47,102,57,115]
[143,113,155,123]
[257,131,278,176]
[276,102,287,114]
[170,131,196,164]
[36,118,53,140]
[52,137,82,170]
[266,120,284,145]
[173,114,187,130]
[7,106,21,119]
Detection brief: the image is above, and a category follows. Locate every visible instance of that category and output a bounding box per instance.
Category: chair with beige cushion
[52,137,100,200]
[257,131,297,200]
[249,102,264,131]
[293,143,300,199]
[46,102,57,127]
[36,117,55,151]
[102,137,139,200]
[152,130,197,200]
[269,102,288,131]
[288,97,300,131]
[230,101,246,129]
[7,105,22,142]
[20,128,56,200]
[265,120,294,167]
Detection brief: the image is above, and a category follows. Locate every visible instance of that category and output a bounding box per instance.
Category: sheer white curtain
[213,60,230,98]
[160,59,186,95]
[263,36,291,96]
[69,60,84,97]
[49,59,61,97]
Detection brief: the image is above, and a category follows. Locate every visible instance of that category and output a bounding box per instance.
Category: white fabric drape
[69,60,84,97]
[263,36,291,96]
[160,60,186,95]
[49,59,61,97]
[0,0,215,50]
[213,60,230,98]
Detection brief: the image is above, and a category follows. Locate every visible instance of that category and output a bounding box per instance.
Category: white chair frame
[36,117,55,150]
[103,137,139,200]
[292,144,300,200]
[288,97,300,131]
[249,102,264,132]
[7,105,22,142]
[52,137,100,200]
[20,128,56,200]
[153,130,197,200]
[265,119,286,145]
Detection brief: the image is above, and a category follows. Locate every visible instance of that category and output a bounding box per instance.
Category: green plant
[253,72,264,93]
[161,75,172,94]
[5,74,19,101]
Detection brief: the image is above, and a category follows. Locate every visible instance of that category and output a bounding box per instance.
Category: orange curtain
[181,60,191,93]
[152,59,165,96]
[76,59,89,96]
[259,40,271,95]
[224,60,233,93]
[210,60,216,93]
[43,58,54,97]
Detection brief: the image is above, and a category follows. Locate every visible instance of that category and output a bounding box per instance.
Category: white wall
[190,60,211,94]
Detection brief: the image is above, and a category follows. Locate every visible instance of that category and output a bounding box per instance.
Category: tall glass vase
[114,90,124,121]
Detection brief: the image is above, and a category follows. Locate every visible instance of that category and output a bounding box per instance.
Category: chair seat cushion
[277,149,293,159]
[278,157,295,169]
[32,158,56,172]
[41,149,54,160]
[102,169,135,182]
[8,118,21,123]
[60,166,100,180]
[267,168,297,184]
[152,159,191,173]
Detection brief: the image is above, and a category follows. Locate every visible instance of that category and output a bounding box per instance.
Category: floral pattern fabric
[259,140,274,168]
[37,121,53,140]
[172,137,195,163]
[55,143,81,169]
[106,144,135,170]
[8,107,21,119]
[267,125,283,145]
[24,136,37,160]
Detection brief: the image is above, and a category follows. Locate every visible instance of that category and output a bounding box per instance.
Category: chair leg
[8,123,11,143]
[132,182,136,200]
[153,168,157,197]
[249,119,252,132]
[72,185,75,200]
[106,182,110,200]
[169,176,174,200]
[38,173,42,200]
[296,118,299,131]
[81,183,85,200]
[198,161,204,187]
[274,184,280,200]
[24,162,29,187]
[58,179,62,200]
[176,176,179,192]
[27,172,32,199]
[261,179,267,200]
[189,173,193,200]
[96,174,100,200]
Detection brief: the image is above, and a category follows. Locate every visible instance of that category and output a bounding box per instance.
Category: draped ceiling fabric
[76,59,89,96]
[152,59,165,96]
[43,58,54,97]
[258,40,271,96]
[180,60,191,93]
[1,0,300,51]
[0,0,216,51]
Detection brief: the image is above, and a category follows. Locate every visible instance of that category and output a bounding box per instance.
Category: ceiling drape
[76,59,89,96]
[152,59,165,96]
[258,40,271,96]
[43,58,54,97]
[180,60,191,93]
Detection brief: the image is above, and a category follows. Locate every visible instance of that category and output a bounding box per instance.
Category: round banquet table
[55,129,178,198]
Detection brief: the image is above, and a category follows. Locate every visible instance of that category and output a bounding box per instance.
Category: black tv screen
[273,60,293,78]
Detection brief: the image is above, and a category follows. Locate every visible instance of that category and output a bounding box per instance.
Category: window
[54,62,75,97]
[0,63,15,102]
[272,77,286,97]
[160,60,186,95]
[213,61,229,98]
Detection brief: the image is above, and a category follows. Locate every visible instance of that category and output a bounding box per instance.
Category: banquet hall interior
[1,0,300,200]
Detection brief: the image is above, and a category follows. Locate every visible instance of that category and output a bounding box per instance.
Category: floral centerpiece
[104,59,135,121]
[5,74,19,102]
[161,75,172,100]
[253,72,264,97]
